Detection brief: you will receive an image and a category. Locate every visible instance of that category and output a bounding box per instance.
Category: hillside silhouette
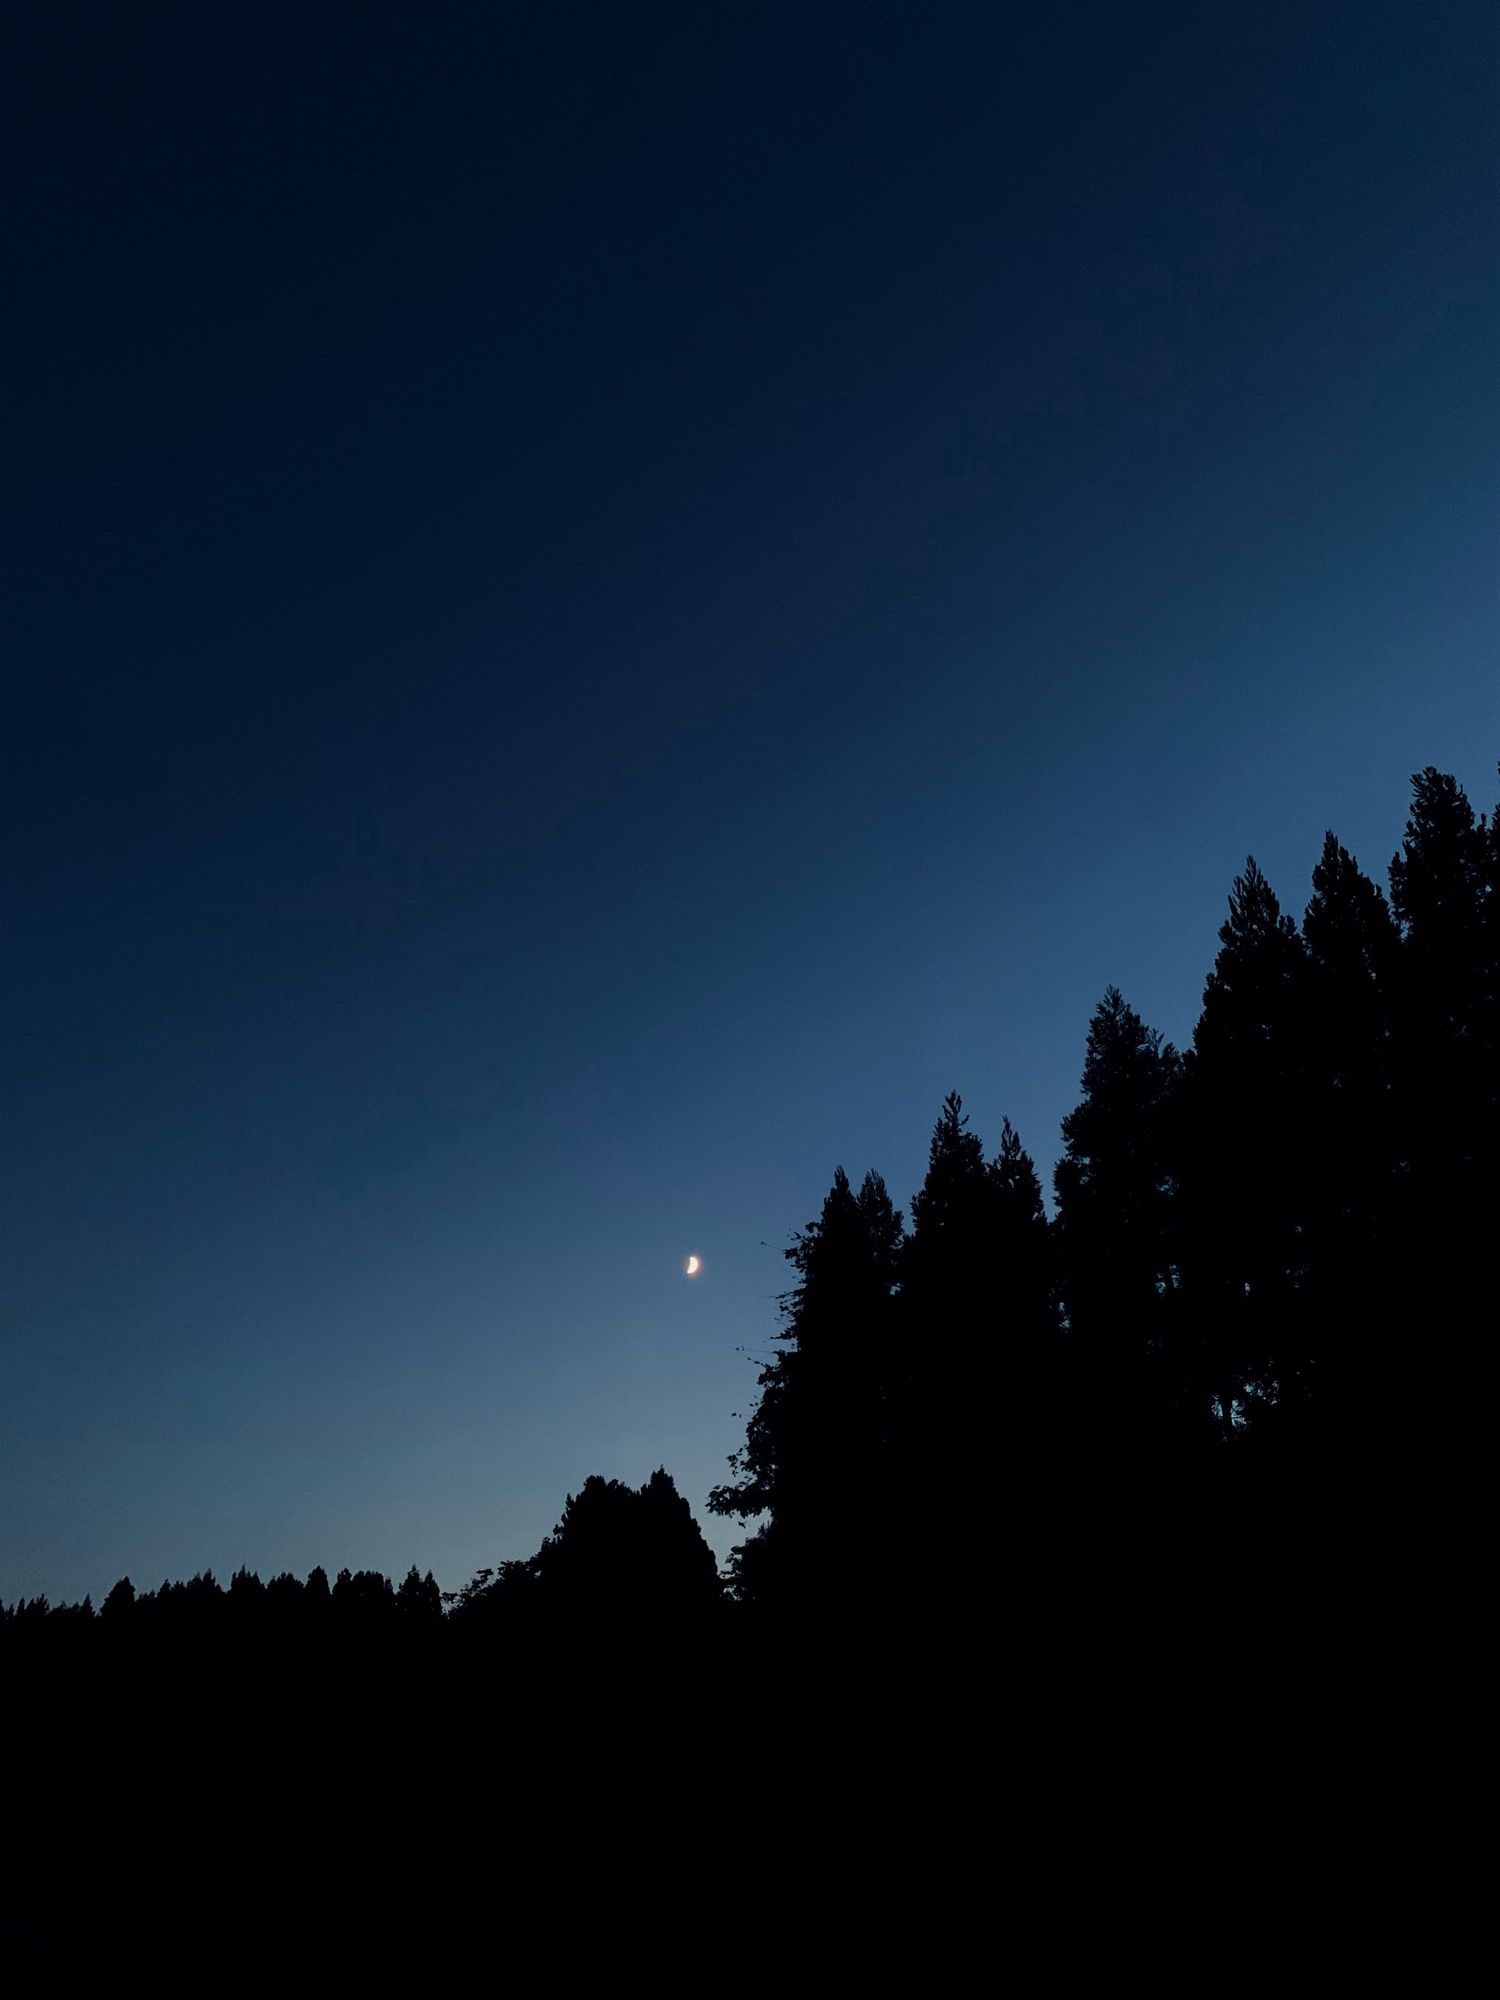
[6,762,1493,1977]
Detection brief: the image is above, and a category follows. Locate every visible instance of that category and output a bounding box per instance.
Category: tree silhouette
[895,1093,1059,1619]
[100,1576,136,1625]
[1299,835,1402,1438]
[898,1091,996,1510]
[1056,988,1183,1438]
[396,1566,443,1626]
[710,1165,900,1613]
[529,1469,721,1627]
[1179,858,1311,1442]
[1385,767,1496,1529]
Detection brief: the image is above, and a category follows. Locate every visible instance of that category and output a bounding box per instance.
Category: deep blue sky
[3,2,1495,1599]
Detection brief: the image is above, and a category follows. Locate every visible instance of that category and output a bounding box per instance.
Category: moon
[685,1254,702,1276]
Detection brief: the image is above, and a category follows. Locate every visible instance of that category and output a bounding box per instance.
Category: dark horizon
[4,2,1496,1605]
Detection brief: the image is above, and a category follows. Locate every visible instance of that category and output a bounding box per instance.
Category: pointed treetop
[909,1091,989,1245]
[785,1164,871,1279]
[1195,857,1305,1060]
[1304,833,1398,981]
[1390,766,1485,942]
[1060,989,1180,1170]
[855,1168,904,1265]
[992,1117,1047,1227]
[1220,856,1299,950]
[926,1092,984,1181]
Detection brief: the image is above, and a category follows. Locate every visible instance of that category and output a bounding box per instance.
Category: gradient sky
[4,2,1496,1601]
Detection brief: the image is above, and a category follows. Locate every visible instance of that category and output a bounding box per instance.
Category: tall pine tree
[1179,859,1311,1443]
[709,1166,901,1612]
[896,1094,997,1592]
[1385,768,1495,1517]
[1055,987,1184,1462]
[1299,834,1401,1437]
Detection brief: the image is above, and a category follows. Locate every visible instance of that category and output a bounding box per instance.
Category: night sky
[4,2,1495,1600]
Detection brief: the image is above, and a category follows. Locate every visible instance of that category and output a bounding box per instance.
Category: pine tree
[636,1468,723,1615]
[100,1577,137,1625]
[396,1566,443,1625]
[1051,987,1194,1642]
[1389,767,1489,1027]
[709,1165,901,1610]
[1180,859,1311,1441]
[1303,834,1400,1098]
[1484,766,1500,1029]
[986,1116,1075,1625]
[990,1120,1053,1306]
[905,1092,990,1280]
[1389,766,1493,1174]
[895,1093,1010,1613]
[1385,768,1495,1512]
[1300,835,1402,1430]
[1056,989,1183,1402]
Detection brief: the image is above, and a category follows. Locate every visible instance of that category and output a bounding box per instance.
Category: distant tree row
[2,1560,442,1643]
[1,1468,719,1651]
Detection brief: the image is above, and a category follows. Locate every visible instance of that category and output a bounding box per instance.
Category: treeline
[709,762,1497,1636]
[2,1561,443,1641]
[2,1468,720,1651]
[5,762,1492,1976]
[5,762,1494,1650]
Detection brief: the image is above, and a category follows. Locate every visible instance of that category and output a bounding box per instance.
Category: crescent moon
[685,1254,702,1276]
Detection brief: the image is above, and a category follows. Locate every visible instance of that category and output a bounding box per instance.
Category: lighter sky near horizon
[3,2,1496,1600]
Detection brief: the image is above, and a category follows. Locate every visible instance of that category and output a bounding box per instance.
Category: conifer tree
[1180,859,1311,1441]
[709,1165,901,1609]
[1054,994,1192,1637]
[304,1566,332,1636]
[904,1092,990,1283]
[1300,835,1401,1427]
[1389,767,1493,1176]
[1303,835,1400,1079]
[100,1577,137,1625]
[1389,767,1489,1028]
[1484,766,1500,1022]
[989,1120,1059,1410]
[895,1094,1012,1609]
[985,1116,1073,1611]
[396,1566,443,1625]
[1386,768,1495,1507]
[1055,988,1184,1459]
[636,1468,723,1615]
